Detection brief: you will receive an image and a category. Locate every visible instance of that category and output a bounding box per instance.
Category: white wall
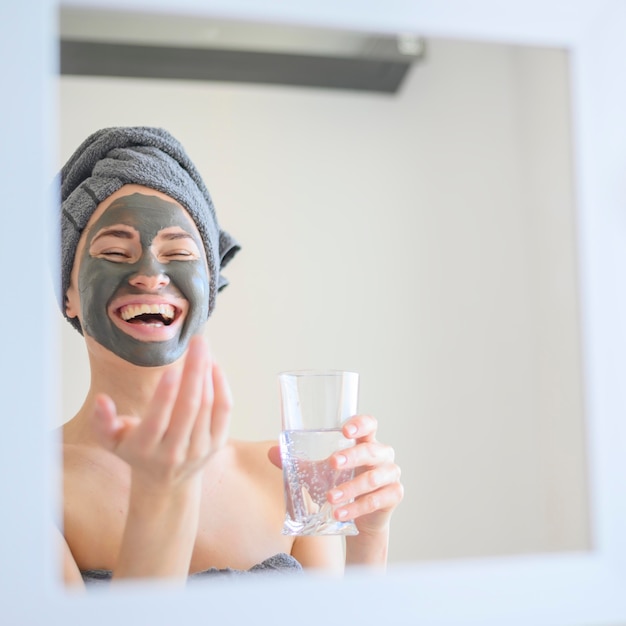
[57,37,587,564]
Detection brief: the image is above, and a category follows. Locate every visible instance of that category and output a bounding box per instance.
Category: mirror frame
[4,0,626,623]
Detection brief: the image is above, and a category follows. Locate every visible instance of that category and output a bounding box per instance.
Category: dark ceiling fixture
[59,8,425,94]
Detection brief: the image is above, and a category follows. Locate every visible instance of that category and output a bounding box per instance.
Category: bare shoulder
[63,438,130,528]
[61,419,125,478]
[218,439,285,519]
[61,437,130,570]
[228,438,281,483]
[63,440,128,484]
[192,439,291,569]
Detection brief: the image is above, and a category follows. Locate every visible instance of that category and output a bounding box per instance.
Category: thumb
[91,394,140,452]
[267,445,282,469]
[91,394,123,451]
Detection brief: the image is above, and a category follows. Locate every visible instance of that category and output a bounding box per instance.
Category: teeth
[120,303,175,321]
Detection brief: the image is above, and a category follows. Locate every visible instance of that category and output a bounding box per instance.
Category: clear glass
[278,370,359,535]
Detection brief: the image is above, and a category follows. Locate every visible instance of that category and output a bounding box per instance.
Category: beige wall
[57,38,588,564]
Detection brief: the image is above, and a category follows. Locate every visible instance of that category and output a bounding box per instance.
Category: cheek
[170,263,210,310]
[78,258,126,308]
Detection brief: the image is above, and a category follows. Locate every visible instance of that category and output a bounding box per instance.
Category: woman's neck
[64,348,181,446]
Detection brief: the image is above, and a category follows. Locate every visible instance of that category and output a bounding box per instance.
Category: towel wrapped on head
[58,126,240,334]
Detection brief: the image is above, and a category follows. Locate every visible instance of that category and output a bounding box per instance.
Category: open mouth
[118,303,177,327]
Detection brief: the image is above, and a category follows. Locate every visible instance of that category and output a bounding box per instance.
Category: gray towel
[58,126,240,334]
[80,553,303,585]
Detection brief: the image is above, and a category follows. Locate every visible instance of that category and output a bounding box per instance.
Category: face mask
[77,193,210,366]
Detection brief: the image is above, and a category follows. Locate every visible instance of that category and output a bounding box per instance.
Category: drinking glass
[278,370,359,536]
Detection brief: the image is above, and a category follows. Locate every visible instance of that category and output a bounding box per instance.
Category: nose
[128,255,170,291]
[129,272,170,290]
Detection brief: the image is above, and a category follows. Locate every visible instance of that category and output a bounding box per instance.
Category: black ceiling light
[59,8,425,94]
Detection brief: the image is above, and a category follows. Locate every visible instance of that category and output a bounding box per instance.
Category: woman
[56,127,403,585]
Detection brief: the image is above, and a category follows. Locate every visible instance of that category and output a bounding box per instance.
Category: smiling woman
[57,125,404,585]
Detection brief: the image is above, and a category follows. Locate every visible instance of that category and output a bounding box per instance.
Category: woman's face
[65,186,210,366]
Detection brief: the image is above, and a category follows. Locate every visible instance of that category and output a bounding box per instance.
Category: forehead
[85,187,200,244]
[91,194,198,241]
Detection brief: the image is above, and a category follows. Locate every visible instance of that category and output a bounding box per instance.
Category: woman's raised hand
[90,335,231,491]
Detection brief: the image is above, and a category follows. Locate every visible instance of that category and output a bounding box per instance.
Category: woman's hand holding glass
[328,414,403,536]
[269,411,403,566]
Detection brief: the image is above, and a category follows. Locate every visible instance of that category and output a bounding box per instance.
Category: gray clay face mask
[77,193,210,366]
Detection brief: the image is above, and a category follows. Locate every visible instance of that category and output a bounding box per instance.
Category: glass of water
[278,370,359,536]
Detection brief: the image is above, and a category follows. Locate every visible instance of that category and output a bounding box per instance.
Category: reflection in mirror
[57,8,589,569]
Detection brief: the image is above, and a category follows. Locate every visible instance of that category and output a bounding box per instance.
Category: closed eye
[89,226,140,262]
[163,250,195,259]
[99,249,133,260]
[155,229,202,261]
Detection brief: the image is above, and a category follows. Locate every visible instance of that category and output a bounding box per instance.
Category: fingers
[186,356,213,460]
[332,480,405,523]
[151,336,231,467]
[208,362,232,451]
[162,335,209,450]
[329,462,402,506]
[91,394,122,451]
[342,414,378,442]
[187,361,232,459]
[132,366,183,450]
[331,414,404,525]
[331,439,395,471]
[91,394,141,453]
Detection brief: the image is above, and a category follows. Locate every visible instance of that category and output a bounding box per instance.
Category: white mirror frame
[4,1,626,624]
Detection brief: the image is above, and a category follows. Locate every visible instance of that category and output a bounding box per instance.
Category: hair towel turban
[58,126,240,334]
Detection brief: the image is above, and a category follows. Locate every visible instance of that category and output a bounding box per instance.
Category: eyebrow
[90,227,136,244]
[157,232,196,242]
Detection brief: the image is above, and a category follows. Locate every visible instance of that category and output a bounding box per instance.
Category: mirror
[57,8,589,566]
